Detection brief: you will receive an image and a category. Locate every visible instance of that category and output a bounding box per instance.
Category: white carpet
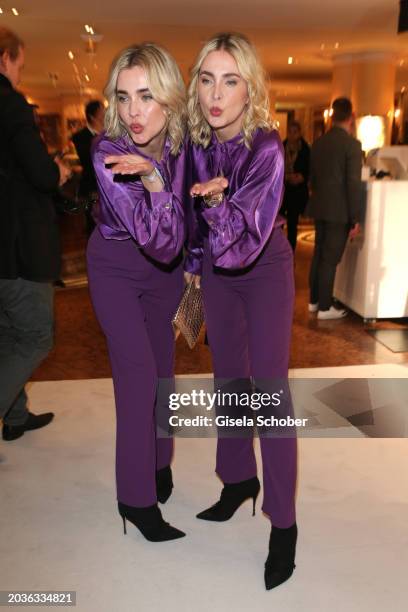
[1,364,408,612]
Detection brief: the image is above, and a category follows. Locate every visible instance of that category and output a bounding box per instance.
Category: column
[331,52,397,147]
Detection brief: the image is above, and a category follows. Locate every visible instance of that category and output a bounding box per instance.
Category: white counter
[334,181,408,320]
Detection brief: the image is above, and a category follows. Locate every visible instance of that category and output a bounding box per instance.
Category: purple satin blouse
[92,132,187,264]
[185,128,285,274]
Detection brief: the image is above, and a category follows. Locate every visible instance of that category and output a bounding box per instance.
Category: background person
[0,27,70,441]
[72,100,105,236]
[308,97,362,320]
[280,120,310,252]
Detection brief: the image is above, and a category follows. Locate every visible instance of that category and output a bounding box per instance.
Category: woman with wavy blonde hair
[87,42,187,542]
[185,32,298,589]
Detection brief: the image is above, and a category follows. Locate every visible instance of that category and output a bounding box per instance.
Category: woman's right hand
[104,154,154,176]
[184,271,201,289]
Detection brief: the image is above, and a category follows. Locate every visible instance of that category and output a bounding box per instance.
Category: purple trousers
[202,227,297,528]
[87,229,183,507]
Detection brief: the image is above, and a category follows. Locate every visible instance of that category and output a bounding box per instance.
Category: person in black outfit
[280,121,310,252]
[0,27,70,441]
[72,100,105,236]
[307,97,362,320]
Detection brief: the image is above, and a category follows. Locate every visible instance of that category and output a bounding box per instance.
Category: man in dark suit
[308,97,362,320]
[281,121,310,252]
[72,100,104,236]
[0,27,70,440]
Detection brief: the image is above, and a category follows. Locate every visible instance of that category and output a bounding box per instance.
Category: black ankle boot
[264,523,297,590]
[156,465,173,504]
[196,476,260,522]
[118,502,185,542]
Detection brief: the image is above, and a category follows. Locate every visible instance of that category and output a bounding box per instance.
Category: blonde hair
[104,43,187,155]
[188,32,274,148]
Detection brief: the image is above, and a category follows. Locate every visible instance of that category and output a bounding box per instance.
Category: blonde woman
[87,43,187,542]
[185,33,298,588]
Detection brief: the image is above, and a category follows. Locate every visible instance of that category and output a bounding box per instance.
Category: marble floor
[1,219,408,611]
[1,367,408,612]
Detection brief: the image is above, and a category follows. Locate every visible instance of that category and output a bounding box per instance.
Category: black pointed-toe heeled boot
[156,465,173,504]
[264,523,297,590]
[196,476,260,522]
[118,502,185,542]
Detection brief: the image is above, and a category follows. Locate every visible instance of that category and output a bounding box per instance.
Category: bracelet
[144,167,162,183]
[203,192,224,208]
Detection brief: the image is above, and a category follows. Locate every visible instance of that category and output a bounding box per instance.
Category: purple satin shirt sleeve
[183,141,204,275]
[92,138,185,264]
[183,198,204,275]
[202,132,284,269]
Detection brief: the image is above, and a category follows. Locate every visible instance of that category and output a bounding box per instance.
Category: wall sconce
[356,115,386,152]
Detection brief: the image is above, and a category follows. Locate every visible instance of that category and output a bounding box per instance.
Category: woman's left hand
[104,154,154,176]
[184,272,201,289]
[190,176,228,198]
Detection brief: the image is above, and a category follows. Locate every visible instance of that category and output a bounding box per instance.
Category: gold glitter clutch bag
[172,281,204,349]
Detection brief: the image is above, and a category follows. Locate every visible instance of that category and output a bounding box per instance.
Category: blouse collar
[209,130,244,151]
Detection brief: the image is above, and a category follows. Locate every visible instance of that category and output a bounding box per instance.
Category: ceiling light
[329,108,333,117]
[324,109,329,120]
[85,24,91,32]
[0,9,3,14]
[12,7,19,15]
[80,31,103,55]
[401,86,406,93]
[334,42,340,49]
[84,74,90,82]
[394,108,401,119]
[68,51,74,60]
[288,56,293,65]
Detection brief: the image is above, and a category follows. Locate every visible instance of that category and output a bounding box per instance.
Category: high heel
[264,523,297,590]
[156,465,173,504]
[196,476,260,522]
[118,502,185,542]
